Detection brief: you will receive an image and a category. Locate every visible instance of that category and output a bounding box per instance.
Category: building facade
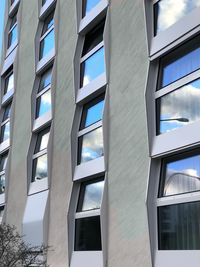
[0,0,200,267]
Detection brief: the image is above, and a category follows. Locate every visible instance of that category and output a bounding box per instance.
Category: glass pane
[40,29,54,59]
[161,46,200,88]
[39,68,52,92]
[1,122,10,143]
[0,153,8,172]
[80,97,104,130]
[0,206,4,222]
[4,72,14,94]
[3,104,11,121]
[8,24,17,48]
[35,129,50,153]
[32,154,47,182]
[81,47,105,87]
[77,179,104,212]
[78,127,103,164]
[0,0,6,59]
[36,90,51,118]
[0,174,5,194]
[155,0,200,35]
[75,216,102,251]
[158,78,200,134]
[158,201,200,250]
[83,0,101,17]
[160,153,200,197]
[40,131,50,151]
[42,13,54,34]
[42,0,47,6]
[82,20,104,56]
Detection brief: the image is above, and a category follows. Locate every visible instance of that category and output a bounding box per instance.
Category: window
[75,177,104,251]
[39,13,55,60]
[78,95,104,164]
[32,128,50,182]
[0,205,4,223]
[42,0,47,6]
[80,21,105,88]
[36,68,52,119]
[7,14,17,49]
[154,0,200,35]
[157,149,200,250]
[0,153,7,194]
[0,103,11,143]
[156,36,200,134]
[82,0,101,17]
[4,70,14,95]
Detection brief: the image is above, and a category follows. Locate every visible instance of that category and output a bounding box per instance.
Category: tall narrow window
[39,12,55,60]
[78,94,104,164]
[75,177,104,251]
[0,0,6,59]
[0,153,8,194]
[4,70,14,96]
[36,68,52,119]
[0,205,4,223]
[82,0,101,17]
[80,20,105,88]
[0,103,11,143]
[32,127,50,182]
[157,149,200,250]
[7,14,17,49]
[156,36,200,134]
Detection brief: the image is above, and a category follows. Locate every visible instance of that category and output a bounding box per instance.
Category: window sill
[36,48,55,74]
[73,156,105,181]
[33,110,52,132]
[0,193,5,205]
[76,73,106,104]
[79,0,108,35]
[0,139,10,154]
[39,0,56,20]
[9,0,20,17]
[1,46,17,75]
[70,251,103,267]
[28,177,48,195]
[2,88,14,106]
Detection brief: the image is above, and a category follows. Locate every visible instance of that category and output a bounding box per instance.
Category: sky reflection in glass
[37,90,51,118]
[39,131,49,151]
[1,122,10,143]
[33,154,47,181]
[161,154,200,197]
[85,0,101,15]
[5,72,14,94]
[85,100,104,128]
[81,47,105,87]
[0,0,5,58]
[39,69,51,92]
[40,29,54,59]
[8,24,17,49]
[80,127,103,163]
[155,0,200,34]
[161,47,200,87]
[158,78,200,134]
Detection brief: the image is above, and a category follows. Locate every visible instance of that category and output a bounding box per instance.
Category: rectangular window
[158,201,200,250]
[80,20,105,88]
[7,14,17,49]
[4,70,14,95]
[75,216,102,251]
[36,68,52,119]
[154,0,200,35]
[32,128,50,182]
[0,103,11,143]
[82,0,101,17]
[0,205,4,223]
[0,153,7,194]
[39,13,55,60]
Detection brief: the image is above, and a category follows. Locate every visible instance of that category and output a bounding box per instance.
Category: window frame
[0,152,8,195]
[7,14,17,50]
[0,103,11,144]
[35,81,51,119]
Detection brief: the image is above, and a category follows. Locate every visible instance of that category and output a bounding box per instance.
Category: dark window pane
[0,205,4,222]
[159,151,200,197]
[0,153,8,172]
[8,24,17,48]
[82,0,101,17]
[75,216,102,251]
[42,0,47,6]
[154,0,200,35]
[39,29,54,59]
[80,95,104,130]
[42,13,54,35]
[160,38,200,88]
[77,178,104,212]
[82,20,105,56]
[0,122,10,143]
[34,128,50,153]
[36,89,51,118]
[157,78,200,134]
[32,154,47,182]
[0,174,5,194]
[78,127,103,164]
[38,68,52,92]
[4,72,14,95]
[158,201,200,250]
[80,47,105,87]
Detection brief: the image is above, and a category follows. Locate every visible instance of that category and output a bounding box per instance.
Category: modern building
[0,0,200,267]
